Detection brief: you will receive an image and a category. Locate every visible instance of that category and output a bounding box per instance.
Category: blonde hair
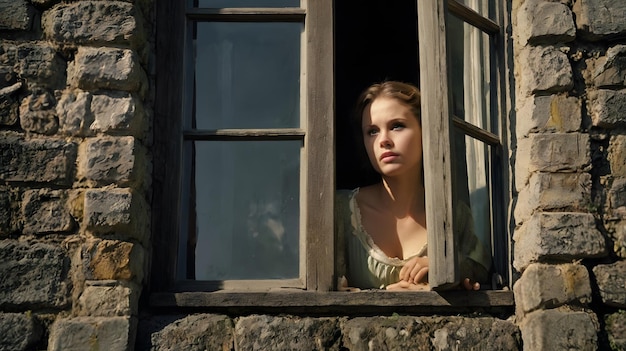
[354,81,421,126]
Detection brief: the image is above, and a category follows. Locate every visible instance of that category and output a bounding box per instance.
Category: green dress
[335,188,490,289]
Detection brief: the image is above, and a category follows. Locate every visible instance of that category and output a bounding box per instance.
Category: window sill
[149,290,514,315]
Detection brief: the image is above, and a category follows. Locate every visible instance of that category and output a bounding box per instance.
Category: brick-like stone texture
[574,0,626,40]
[593,261,626,307]
[42,1,144,47]
[513,263,591,316]
[0,132,77,185]
[83,188,148,241]
[91,91,144,135]
[57,89,93,136]
[0,81,20,126]
[0,0,34,31]
[513,212,607,271]
[48,316,135,351]
[514,172,591,225]
[15,42,66,88]
[0,312,43,351]
[609,135,626,177]
[19,89,59,135]
[516,94,581,138]
[606,311,626,351]
[518,45,573,95]
[77,281,139,317]
[516,0,576,46]
[22,189,75,235]
[519,308,598,351]
[588,89,626,128]
[79,137,146,187]
[589,45,626,88]
[0,241,70,309]
[515,133,589,191]
[68,47,146,94]
[147,314,234,351]
[0,187,15,235]
[83,239,145,282]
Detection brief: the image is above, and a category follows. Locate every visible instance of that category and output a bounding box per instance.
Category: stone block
[67,46,146,94]
[518,45,573,95]
[573,0,626,41]
[22,189,75,235]
[15,42,66,88]
[519,308,598,351]
[0,132,77,186]
[91,91,144,134]
[236,315,341,351]
[77,280,140,317]
[0,312,43,351]
[516,0,576,46]
[588,89,626,128]
[609,135,626,177]
[19,89,59,135]
[609,178,626,210]
[516,94,581,138]
[48,316,135,351]
[513,263,591,316]
[513,212,607,271]
[42,1,145,48]
[83,188,148,241]
[515,133,589,191]
[0,0,34,31]
[79,136,146,187]
[83,239,145,282]
[0,79,21,126]
[605,311,626,351]
[609,220,626,259]
[0,241,70,309]
[593,261,626,307]
[342,316,520,351]
[57,89,93,136]
[149,314,234,351]
[514,172,591,225]
[589,45,626,88]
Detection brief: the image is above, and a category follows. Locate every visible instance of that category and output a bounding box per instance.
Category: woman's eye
[391,123,405,130]
[366,128,379,136]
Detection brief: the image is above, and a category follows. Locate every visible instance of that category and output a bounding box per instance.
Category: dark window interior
[334,1,419,190]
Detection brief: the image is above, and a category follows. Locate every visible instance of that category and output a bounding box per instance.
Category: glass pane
[193,22,301,129]
[455,0,492,20]
[188,140,301,280]
[452,130,493,283]
[447,14,494,133]
[197,0,299,7]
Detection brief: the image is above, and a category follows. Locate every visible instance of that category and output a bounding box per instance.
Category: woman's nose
[379,132,392,148]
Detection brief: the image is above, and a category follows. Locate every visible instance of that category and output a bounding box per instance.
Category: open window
[151,0,511,302]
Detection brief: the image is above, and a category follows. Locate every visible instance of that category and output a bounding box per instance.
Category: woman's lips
[380,151,399,162]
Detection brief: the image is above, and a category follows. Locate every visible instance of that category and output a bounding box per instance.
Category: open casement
[420,0,507,289]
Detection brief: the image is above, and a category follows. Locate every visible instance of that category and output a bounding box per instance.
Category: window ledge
[149,290,514,315]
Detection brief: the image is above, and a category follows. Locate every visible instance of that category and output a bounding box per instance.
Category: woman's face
[361,96,423,178]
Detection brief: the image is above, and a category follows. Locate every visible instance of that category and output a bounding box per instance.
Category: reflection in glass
[193,22,301,129]
[188,140,301,280]
[197,0,299,8]
[447,14,493,133]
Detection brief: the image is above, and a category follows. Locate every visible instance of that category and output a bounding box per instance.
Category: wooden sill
[149,290,515,315]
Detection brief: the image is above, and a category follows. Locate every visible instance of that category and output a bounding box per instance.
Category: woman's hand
[462,278,480,291]
[398,256,429,285]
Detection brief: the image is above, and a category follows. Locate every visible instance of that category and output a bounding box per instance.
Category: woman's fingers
[462,278,480,291]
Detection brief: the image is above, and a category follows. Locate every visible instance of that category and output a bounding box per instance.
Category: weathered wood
[448,0,500,35]
[452,116,501,146]
[187,8,305,22]
[183,128,305,141]
[305,0,335,291]
[418,0,458,289]
[150,290,515,314]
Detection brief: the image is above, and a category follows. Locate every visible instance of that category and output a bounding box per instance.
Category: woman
[336,81,489,291]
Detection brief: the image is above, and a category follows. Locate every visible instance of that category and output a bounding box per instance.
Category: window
[151,0,512,304]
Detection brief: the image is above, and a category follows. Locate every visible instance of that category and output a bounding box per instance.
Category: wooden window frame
[149,0,513,310]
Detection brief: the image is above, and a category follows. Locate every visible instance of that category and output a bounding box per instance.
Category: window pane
[197,0,299,7]
[455,0,492,20]
[452,130,493,278]
[188,140,301,280]
[193,22,301,129]
[447,14,493,133]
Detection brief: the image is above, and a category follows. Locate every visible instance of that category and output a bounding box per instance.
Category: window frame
[150,0,513,308]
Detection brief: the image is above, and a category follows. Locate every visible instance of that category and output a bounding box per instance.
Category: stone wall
[0,0,152,350]
[0,0,624,350]
[513,0,626,349]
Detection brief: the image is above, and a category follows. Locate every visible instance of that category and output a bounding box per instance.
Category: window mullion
[417,0,458,289]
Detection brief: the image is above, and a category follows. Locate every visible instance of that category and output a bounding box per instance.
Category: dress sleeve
[334,190,352,288]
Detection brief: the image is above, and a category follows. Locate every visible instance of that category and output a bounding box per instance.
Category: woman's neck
[378,171,425,218]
